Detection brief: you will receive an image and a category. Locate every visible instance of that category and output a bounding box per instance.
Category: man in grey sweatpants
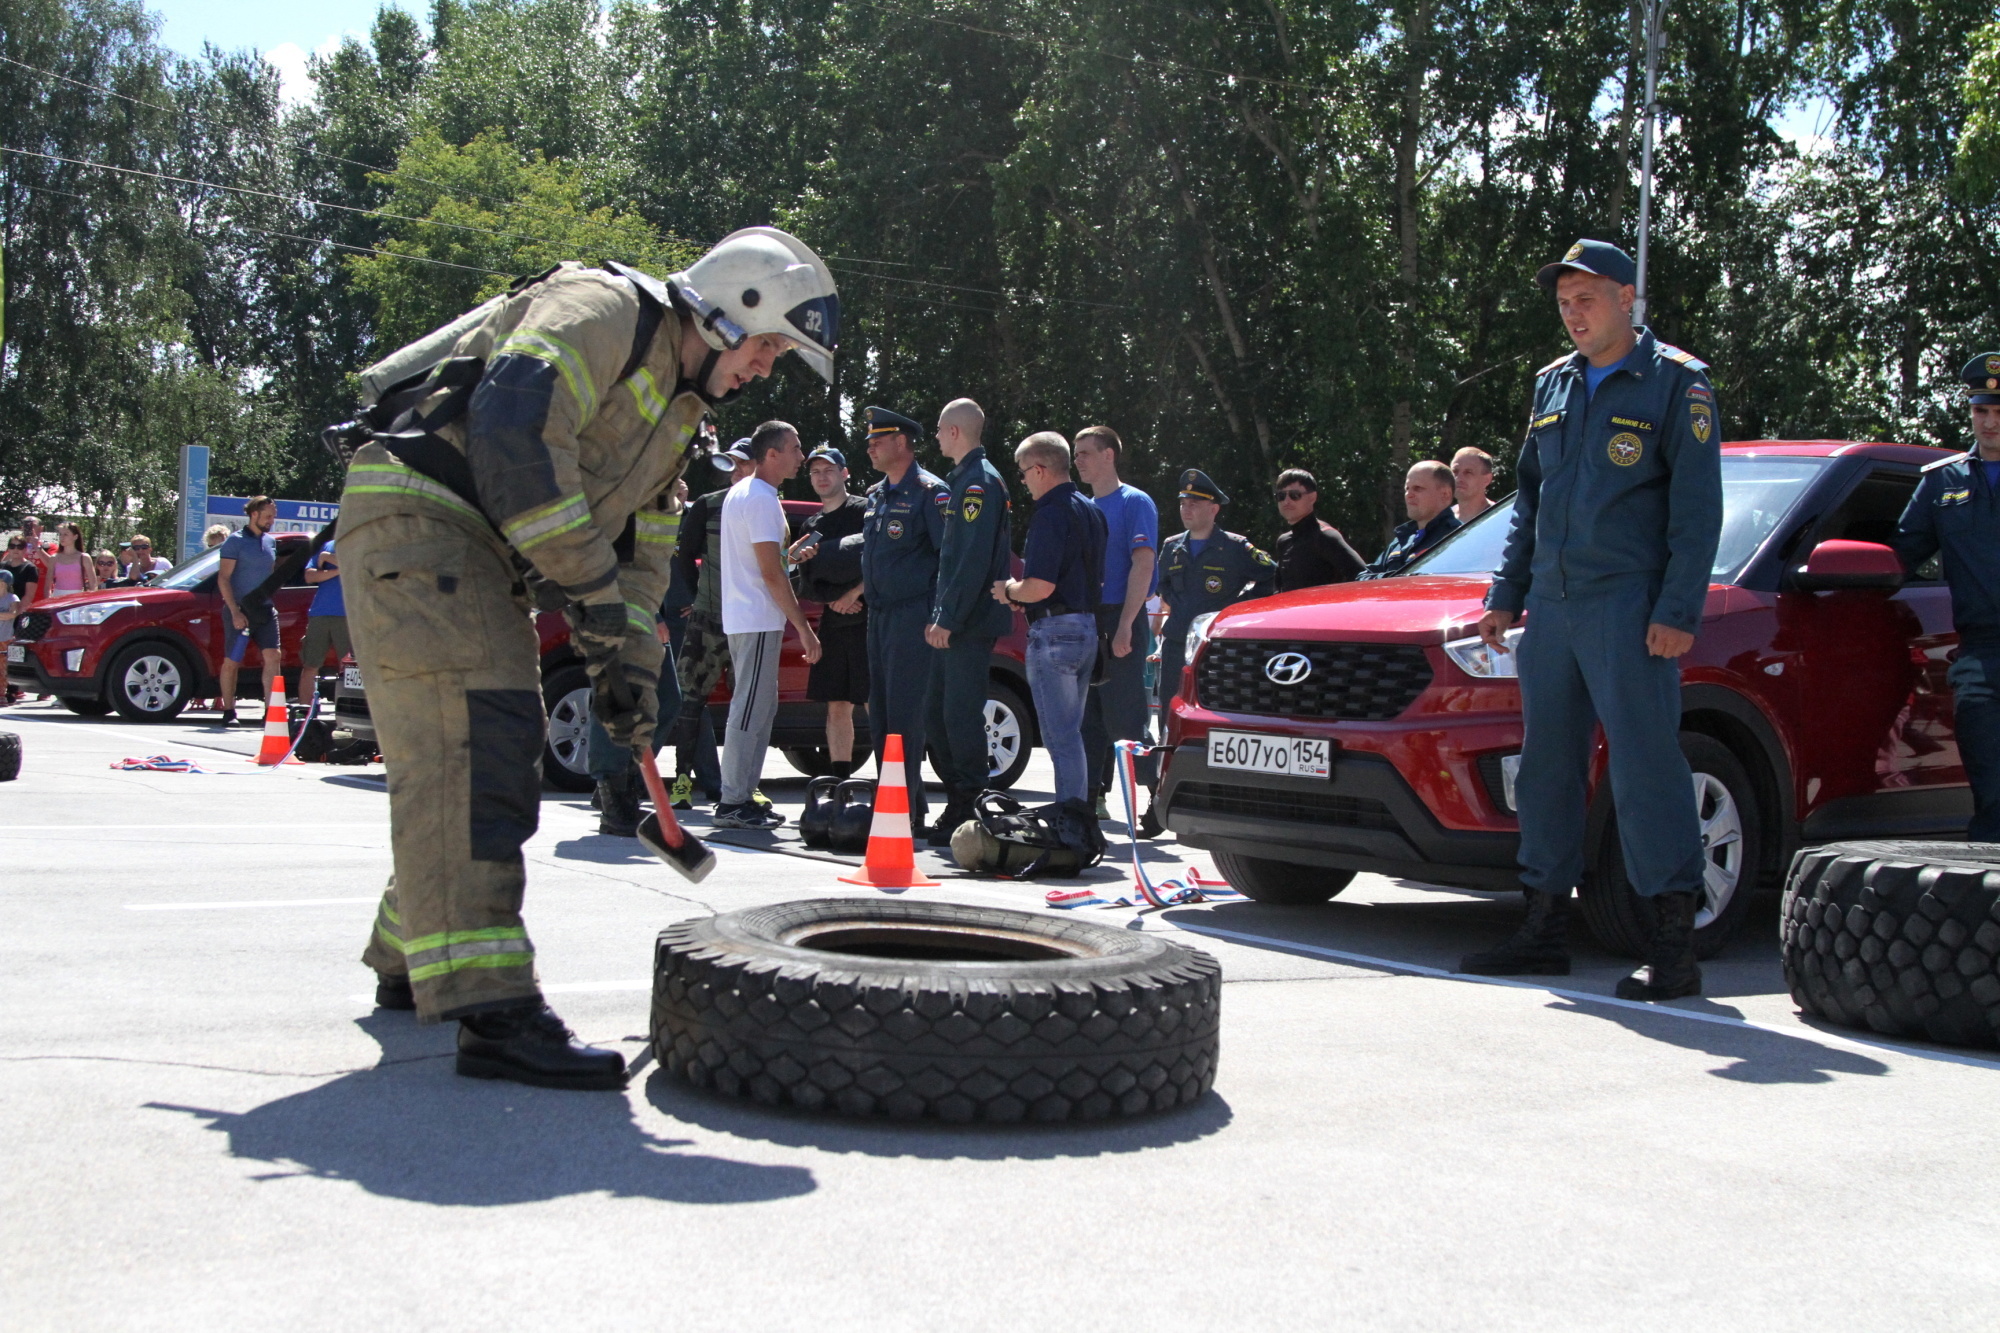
[714,420,821,828]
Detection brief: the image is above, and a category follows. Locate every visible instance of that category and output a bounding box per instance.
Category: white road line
[1175,921,2000,1074]
[18,824,387,831]
[127,897,378,911]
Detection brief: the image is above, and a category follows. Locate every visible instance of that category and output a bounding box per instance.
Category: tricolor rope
[1045,740,1241,912]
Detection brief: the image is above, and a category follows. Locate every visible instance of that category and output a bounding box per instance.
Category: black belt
[1025,602,1091,622]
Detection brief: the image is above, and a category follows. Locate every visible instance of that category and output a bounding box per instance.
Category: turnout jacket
[931,446,1014,637]
[1895,451,2000,650]
[1486,329,1722,634]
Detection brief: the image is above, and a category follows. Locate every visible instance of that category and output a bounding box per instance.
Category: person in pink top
[45,523,99,597]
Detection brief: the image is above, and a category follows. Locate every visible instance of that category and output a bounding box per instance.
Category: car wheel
[1213,850,1356,905]
[1577,731,1761,960]
[783,742,874,778]
[928,680,1035,790]
[541,663,595,793]
[107,643,196,722]
[1781,840,2000,1048]
[61,697,114,717]
[652,897,1221,1121]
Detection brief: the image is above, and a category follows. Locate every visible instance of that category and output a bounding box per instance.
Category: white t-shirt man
[719,475,788,634]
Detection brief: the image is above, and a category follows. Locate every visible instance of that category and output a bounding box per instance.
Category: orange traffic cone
[254,680,300,766]
[839,734,939,888]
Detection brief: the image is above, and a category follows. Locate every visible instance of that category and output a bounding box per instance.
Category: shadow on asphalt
[147,1013,815,1206]
[1546,998,1890,1083]
[645,1070,1233,1160]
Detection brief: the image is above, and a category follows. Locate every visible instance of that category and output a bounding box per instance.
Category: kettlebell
[829,778,876,853]
[799,776,840,848]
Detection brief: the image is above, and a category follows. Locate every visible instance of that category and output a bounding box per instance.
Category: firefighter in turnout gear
[342,227,838,1090]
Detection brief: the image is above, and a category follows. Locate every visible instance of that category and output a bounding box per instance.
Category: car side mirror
[1792,539,1905,592]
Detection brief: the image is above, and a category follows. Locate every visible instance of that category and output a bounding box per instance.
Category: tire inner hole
[788,923,1088,963]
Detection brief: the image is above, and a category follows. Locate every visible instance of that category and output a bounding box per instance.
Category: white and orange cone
[839,734,938,888]
[254,680,301,766]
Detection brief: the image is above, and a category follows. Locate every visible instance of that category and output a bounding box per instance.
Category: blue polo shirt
[1023,481,1107,612]
[218,529,277,602]
[1092,482,1158,604]
[306,541,344,617]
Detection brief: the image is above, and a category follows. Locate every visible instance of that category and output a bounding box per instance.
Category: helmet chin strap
[683,347,747,407]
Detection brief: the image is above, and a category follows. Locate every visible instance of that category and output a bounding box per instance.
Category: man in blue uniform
[838,406,947,829]
[924,399,1014,843]
[1460,239,1723,1003]
[1894,352,2000,841]
[1356,461,1462,579]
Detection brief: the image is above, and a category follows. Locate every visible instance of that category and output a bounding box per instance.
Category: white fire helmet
[669,226,840,383]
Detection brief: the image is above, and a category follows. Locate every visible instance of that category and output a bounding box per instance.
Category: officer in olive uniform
[1155,469,1277,708]
[341,227,839,1089]
[924,399,1014,843]
[1894,353,2000,841]
[1460,239,1723,1003]
[838,406,947,829]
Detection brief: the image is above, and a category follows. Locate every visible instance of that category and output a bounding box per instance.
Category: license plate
[1208,730,1331,779]
[5,644,22,664]
[342,666,363,691]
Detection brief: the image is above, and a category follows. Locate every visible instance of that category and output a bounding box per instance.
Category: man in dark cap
[1356,460,1462,579]
[789,444,870,778]
[833,406,947,829]
[924,398,1014,843]
[1155,468,1277,715]
[1459,238,1723,1003]
[1893,353,2000,841]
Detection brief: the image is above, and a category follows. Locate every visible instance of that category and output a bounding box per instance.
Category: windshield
[1404,455,1830,583]
[152,547,221,590]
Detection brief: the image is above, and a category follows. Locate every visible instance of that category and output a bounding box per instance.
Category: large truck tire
[652,898,1220,1122]
[1781,840,2000,1049]
[0,731,18,781]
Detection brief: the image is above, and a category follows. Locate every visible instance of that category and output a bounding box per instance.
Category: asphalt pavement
[3,698,1997,1330]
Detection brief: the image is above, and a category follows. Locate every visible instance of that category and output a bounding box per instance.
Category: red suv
[1160,441,1964,956]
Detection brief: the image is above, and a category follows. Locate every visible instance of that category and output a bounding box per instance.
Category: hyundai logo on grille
[1263,652,1312,686]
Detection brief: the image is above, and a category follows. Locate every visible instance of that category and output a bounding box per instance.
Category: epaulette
[1920,451,1972,473]
[1657,343,1710,373]
[1536,354,1572,377]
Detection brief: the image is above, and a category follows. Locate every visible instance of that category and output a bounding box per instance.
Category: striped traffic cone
[253,680,300,766]
[839,734,939,888]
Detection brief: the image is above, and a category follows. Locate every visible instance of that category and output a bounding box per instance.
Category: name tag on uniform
[1940,487,1972,506]
[1530,412,1562,432]
[1608,416,1656,432]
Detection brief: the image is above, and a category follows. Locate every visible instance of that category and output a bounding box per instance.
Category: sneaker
[713,802,784,830]
[1094,793,1111,821]
[669,773,695,810]
[750,788,773,809]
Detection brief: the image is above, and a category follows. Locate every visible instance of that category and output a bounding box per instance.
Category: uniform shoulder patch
[1657,343,1710,373]
[1921,452,1972,473]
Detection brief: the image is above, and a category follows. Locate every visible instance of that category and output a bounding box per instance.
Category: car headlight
[55,600,142,626]
[1443,627,1525,678]
[1185,611,1219,664]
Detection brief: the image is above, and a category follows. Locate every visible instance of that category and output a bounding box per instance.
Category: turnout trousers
[926,634,995,795]
[1513,583,1705,900]
[868,599,935,826]
[342,444,545,1024]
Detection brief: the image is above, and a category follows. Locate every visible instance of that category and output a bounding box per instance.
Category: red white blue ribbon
[1046,739,1241,911]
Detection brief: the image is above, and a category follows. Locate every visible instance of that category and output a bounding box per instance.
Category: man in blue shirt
[1073,425,1159,816]
[1894,352,2000,841]
[993,432,1107,841]
[1356,461,1461,579]
[300,537,350,706]
[1461,239,1723,1003]
[216,497,282,725]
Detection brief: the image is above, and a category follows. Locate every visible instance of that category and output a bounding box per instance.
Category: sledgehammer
[634,746,716,882]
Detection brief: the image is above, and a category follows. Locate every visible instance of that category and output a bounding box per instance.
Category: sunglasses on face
[1273,488,1311,502]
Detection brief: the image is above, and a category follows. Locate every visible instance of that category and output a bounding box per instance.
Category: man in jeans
[716,420,821,829]
[992,432,1107,849]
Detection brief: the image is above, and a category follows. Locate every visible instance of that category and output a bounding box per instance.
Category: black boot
[1458,888,1572,975]
[456,1002,627,1090]
[1615,890,1703,1001]
[927,789,979,848]
[595,767,643,837]
[1135,795,1164,840]
[374,972,415,1011]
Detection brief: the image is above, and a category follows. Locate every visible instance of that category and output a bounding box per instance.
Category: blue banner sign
[177,445,211,562]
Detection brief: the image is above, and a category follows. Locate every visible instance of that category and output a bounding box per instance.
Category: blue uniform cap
[864,406,925,442]
[1963,352,2000,405]
[711,437,752,470]
[1537,238,1637,291]
[807,446,847,468]
[1178,468,1229,504]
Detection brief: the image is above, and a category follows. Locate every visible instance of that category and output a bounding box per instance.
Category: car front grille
[13,611,51,642]
[1196,639,1433,721]
[1170,781,1398,831]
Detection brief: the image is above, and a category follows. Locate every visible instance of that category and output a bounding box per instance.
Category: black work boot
[927,789,978,848]
[595,767,643,837]
[374,972,415,1011]
[456,1003,628,1090]
[1458,888,1572,975]
[1615,890,1703,1001]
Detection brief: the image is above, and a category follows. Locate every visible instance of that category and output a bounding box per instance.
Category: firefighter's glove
[566,600,629,671]
[591,660,658,751]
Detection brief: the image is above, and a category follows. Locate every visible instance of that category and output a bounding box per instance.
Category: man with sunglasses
[1272,469,1364,592]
